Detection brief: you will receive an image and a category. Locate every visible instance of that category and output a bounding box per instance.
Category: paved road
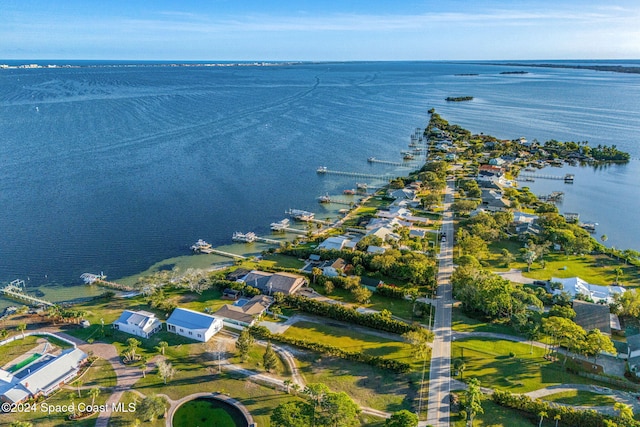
[425,180,455,427]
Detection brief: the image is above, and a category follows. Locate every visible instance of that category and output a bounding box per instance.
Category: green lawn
[254,253,306,270]
[451,307,520,336]
[451,337,615,394]
[451,397,536,427]
[282,321,417,368]
[108,391,166,427]
[542,390,617,406]
[295,352,420,413]
[229,342,289,378]
[0,335,72,366]
[75,356,118,389]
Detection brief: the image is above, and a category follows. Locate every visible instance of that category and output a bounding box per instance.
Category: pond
[172,396,250,427]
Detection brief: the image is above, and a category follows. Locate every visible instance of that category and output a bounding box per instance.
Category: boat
[286,209,315,221]
[191,239,212,252]
[367,157,376,162]
[524,178,535,182]
[318,193,331,203]
[316,166,328,173]
[403,153,415,160]
[343,189,355,195]
[270,218,290,231]
[356,183,368,191]
[579,222,598,233]
[232,231,257,243]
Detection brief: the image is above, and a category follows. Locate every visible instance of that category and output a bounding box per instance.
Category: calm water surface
[0,61,639,304]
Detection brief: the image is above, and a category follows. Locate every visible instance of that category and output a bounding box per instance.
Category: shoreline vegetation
[445,96,474,102]
[488,62,640,74]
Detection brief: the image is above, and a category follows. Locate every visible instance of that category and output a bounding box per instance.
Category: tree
[583,329,616,363]
[465,378,483,426]
[156,360,176,385]
[554,414,561,427]
[324,280,334,294]
[283,379,292,394]
[614,267,623,284]
[320,391,360,427]
[500,248,514,268]
[538,411,547,427]
[156,341,168,356]
[10,421,34,427]
[304,383,330,425]
[522,250,538,272]
[263,341,278,372]
[453,358,466,379]
[614,402,633,420]
[137,395,168,422]
[236,328,254,361]
[351,286,372,304]
[311,267,323,283]
[122,337,142,363]
[403,328,433,418]
[385,409,419,427]
[76,379,84,397]
[17,323,27,339]
[270,401,312,427]
[89,387,101,407]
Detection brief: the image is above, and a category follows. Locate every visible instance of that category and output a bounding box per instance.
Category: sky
[1,0,639,61]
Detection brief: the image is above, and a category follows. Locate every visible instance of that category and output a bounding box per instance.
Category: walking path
[425,180,455,427]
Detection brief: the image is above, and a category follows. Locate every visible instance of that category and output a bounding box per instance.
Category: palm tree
[156,341,168,356]
[538,411,547,427]
[614,402,633,420]
[89,387,101,407]
[283,379,292,394]
[76,379,84,397]
[554,414,561,427]
[614,267,623,284]
[17,323,27,339]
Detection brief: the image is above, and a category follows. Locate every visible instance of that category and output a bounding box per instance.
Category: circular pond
[173,396,250,427]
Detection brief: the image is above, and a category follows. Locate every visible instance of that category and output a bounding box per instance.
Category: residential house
[112,310,163,339]
[0,348,87,404]
[214,295,273,329]
[222,288,241,300]
[166,308,223,342]
[322,258,348,277]
[572,300,619,336]
[627,335,640,375]
[480,189,511,212]
[317,236,353,251]
[367,245,386,254]
[239,270,306,295]
[550,277,624,304]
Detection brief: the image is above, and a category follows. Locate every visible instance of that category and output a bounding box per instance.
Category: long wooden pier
[1,284,54,307]
[367,158,413,167]
[94,280,134,292]
[317,168,391,180]
[519,173,575,182]
[199,248,247,260]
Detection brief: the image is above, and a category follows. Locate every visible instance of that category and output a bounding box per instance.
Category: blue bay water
[0,61,639,298]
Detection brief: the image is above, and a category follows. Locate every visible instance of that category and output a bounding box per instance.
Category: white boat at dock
[191,239,213,253]
[356,183,368,190]
[318,193,331,203]
[316,166,328,173]
[286,209,315,221]
[232,231,257,243]
[270,218,290,231]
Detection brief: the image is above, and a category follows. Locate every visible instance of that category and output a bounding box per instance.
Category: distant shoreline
[487,63,640,74]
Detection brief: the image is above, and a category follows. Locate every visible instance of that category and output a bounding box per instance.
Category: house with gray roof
[573,300,619,336]
[113,310,162,339]
[238,270,306,295]
[1,348,87,404]
[214,295,273,329]
[166,308,223,342]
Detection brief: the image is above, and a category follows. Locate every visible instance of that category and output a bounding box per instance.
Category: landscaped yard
[451,397,536,427]
[451,307,520,336]
[451,337,619,394]
[76,356,118,389]
[541,390,617,406]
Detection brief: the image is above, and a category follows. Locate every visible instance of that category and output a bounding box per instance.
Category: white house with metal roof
[113,310,163,339]
[0,348,87,404]
[166,308,223,342]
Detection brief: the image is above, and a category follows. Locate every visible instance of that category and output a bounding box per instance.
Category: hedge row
[248,326,410,373]
[492,390,639,427]
[283,294,419,334]
[376,283,411,300]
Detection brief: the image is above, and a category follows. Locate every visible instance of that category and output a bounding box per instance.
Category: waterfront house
[317,236,353,251]
[572,300,620,336]
[214,295,273,329]
[166,308,223,342]
[0,348,87,404]
[113,310,163,339]
[550,276,624,304]
[238,270,306,295]
[480,189,511,212]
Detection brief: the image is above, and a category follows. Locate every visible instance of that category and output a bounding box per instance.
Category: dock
[1,281,54,307]
[367,157,414,167]
[316,167,392,180]
[519,173,576,182]
[93,280,134,292]
[199,248,247,260]
[232,232,280,245]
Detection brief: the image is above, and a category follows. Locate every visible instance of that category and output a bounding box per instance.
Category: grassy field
[451,337,615,394]
[76,356,118,389]
[0,335,41,366]
[451,306,519,336]
[487,241,640,286]
[542,390,617,406]
[228,341,290,378]
[282,321,418,368]
[451,398,536,427]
